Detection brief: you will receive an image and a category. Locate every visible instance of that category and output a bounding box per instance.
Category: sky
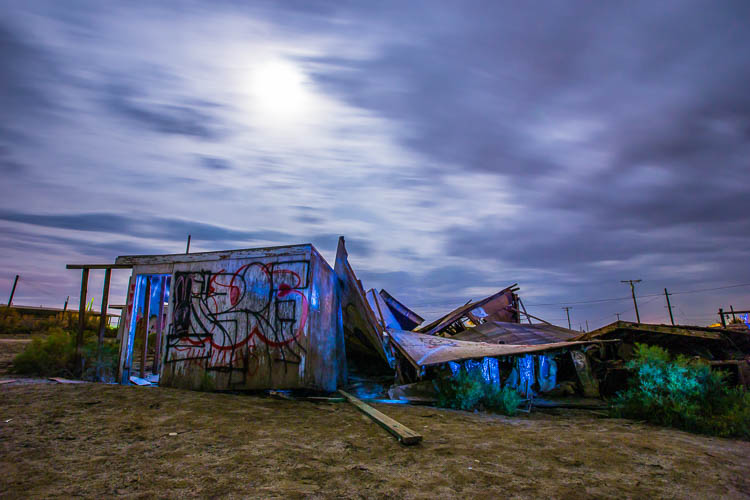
[1,0,749,330]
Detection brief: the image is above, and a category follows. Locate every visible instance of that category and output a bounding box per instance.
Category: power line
[525,282,750,307]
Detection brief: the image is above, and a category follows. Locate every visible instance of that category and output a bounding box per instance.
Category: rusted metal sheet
[416,285,518,336]
[334,237,393,367]
[452,321,579,345]
[378,289,424,330]
[578,321,725,341]
[388,329,607,368]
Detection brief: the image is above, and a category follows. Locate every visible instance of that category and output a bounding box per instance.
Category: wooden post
[96,268,112,380]
[139,276,151,379]
[75,269,89,376]
[719,308,726,328]
[730,305,736,322]
[152,276,166,375]
[621,280,642,323]
[186,234,191,254]
[518,297,532,325]
[562,307,572,329]
[664,288,675,325]
[7,274,19,307]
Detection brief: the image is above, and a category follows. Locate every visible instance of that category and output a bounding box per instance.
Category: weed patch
[611,344,750,439]
[436,369,521,415]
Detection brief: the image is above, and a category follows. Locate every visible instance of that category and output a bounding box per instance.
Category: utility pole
[562,306,572,329]
[7,274,19,307]
[585,320,589,332]
[621,280,642,323]
[186,234,191,254]
[664,288,675,325]
[63,296,69,312]
[615,313,621,321]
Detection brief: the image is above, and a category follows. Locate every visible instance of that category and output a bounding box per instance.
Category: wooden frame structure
[65,264,133,377]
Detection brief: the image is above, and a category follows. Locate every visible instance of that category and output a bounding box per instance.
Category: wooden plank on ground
[0,379,17,385]
[338,389,422,445]
[49,378,86,384]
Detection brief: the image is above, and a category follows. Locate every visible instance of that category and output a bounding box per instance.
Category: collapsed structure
[67,236,750,404]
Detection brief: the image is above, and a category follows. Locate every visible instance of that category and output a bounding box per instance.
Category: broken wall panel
[378,289,424,330]
[366,288,402,330]
[334,237,394,367]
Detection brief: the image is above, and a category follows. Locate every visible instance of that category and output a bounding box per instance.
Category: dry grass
[1,382,749,499]
[0,338,30,375]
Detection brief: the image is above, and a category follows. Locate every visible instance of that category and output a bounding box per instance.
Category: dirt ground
[0,381,748,499]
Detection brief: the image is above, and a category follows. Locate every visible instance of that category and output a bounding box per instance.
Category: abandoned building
[65,236,750,405]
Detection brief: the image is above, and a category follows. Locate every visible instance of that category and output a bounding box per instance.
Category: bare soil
[0,381,748,499]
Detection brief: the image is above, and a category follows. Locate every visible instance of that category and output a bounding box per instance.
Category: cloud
[198,156,232,171]
[0,1,748,326]
[0,209,290,246]
[103,85,226,139]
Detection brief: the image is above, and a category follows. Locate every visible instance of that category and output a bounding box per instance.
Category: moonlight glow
[249,60,314,126]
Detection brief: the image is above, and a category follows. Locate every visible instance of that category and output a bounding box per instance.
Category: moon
[249,60,313,126]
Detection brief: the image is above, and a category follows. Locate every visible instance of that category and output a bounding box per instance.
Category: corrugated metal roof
[388,329,606,368]
[452,321,579,345]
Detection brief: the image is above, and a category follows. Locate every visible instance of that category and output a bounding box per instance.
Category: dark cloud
[0,209,290,246]
[198,156,232,171]
[294,214,324,225]
[308,234,372,258]
[0,22,54,118]
[0,1,748,325]
[103,84,225,139]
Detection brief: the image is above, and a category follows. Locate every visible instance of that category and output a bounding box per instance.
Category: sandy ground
[0,381,748,499]
[1,337,749,498]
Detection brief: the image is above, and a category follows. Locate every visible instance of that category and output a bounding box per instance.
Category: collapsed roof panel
[378,289,424,330]
[334,237,395,367]
[578,321,725,341]
[452,321,579,345]
[366,288,403,330]
[416,285,518,336]
[389,329,608,368]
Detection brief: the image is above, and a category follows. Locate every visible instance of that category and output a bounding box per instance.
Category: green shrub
[436,369,522,416]
[10,327,75,377]
[612,343,750,439]
[10,327,119,381]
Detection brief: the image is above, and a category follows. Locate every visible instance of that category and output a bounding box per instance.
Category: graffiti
[165,260,310,385]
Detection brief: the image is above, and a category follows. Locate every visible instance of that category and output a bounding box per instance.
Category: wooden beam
[66,264,132,270]
[506,305,556,327]
[338,390,422,445]
[74,268,89,377]
[95,268,112,381]
[114,244,311,266]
